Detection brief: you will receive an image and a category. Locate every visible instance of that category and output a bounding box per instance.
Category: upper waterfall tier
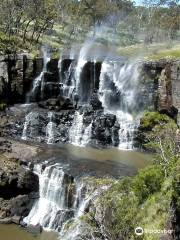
[1,52,156,149]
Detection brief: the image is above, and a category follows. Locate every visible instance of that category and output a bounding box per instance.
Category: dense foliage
[0,0,179,53]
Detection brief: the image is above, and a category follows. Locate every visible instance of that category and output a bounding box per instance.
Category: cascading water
[68,112,84,146]
[22,112,39,140]
[75,58,87,97]
[69,112,92,146]
[24,164,68,231]
[61,62,75,99]
[22,112,34,140]
[99,61,140,150]
[27,47,50,102]
[46,112,56,144]
[74,40,95,102]
[81,122,92,146]
[24,163,108,237]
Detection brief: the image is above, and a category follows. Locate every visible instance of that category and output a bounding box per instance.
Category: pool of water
[36,143,152,178]
[0,224,58,240]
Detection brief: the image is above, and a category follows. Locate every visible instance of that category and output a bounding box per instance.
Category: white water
[46,112,56,144]
[74,41,95,98]
[99,61,140,150]
[27,48,50,102]
[69,112,92,146]
[61,62,75,98]
[24,163,107,237]
[22,112,39,140]
[22,112,33,140]
[24,164,66,231]
[75,58,87,95]
[68,112,84,146]
[81,122,92,146]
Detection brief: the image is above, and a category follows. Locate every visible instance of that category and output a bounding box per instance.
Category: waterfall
[81,122,92,146]
[74,41,94,101]
[27,47,50,102]
[75,58,87,97]
[69,112,84,146]
[46,112,56,144]
[24,164,68,231]
[22,112,39,140]
[24,163,108,236]
[22,112,34,140]
[69,112,92,146]
[99,61,140,150]
[62,62,75,98]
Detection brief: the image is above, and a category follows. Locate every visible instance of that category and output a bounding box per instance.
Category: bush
[139,111,171,131]
[133,165,164,204]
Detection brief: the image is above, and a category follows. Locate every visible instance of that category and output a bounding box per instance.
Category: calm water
[0,224,58,240]
[0,144,152,240]
[37,144,152,178]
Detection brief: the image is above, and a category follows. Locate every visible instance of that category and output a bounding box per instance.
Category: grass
[147,45,180,60]
[1,24,180,61]
[0,31,39,55]
[117,41,180,60]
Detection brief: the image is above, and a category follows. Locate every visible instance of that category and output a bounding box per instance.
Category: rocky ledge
[0,138,39,224]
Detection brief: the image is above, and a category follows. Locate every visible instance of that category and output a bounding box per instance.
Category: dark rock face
[0,161,39,222]
[0,168,38,199]
[90,91,103,110]
[0,54,61,104]
[0,55,43,104]
[142,59,180,121]
[38,97,74,111]
[78,61,101,103]
[0,105,119,147]
[91,113,119,146]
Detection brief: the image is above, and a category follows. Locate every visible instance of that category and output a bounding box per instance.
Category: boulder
[11,215,21,224]
[26,224,42,234]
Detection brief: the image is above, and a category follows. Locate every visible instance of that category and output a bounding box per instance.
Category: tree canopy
[0,0,179,53]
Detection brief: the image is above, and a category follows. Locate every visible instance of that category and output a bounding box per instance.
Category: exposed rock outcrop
[143,59,180,121]
[0,54,43,104]
[0,138,40,224]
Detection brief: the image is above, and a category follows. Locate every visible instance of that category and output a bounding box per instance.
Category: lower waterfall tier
[23,163,112,239]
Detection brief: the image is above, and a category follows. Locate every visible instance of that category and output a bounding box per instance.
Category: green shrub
[133,165,164,204]
[140,111,171,131]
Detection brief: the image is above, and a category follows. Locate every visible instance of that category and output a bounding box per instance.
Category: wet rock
[0,54,43,104]
[26,224,42,234]
[38,97,74,111]
[90,92,103,110]
[11,215,21,224]
[52,210,74,232]
[91,113,118,146]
